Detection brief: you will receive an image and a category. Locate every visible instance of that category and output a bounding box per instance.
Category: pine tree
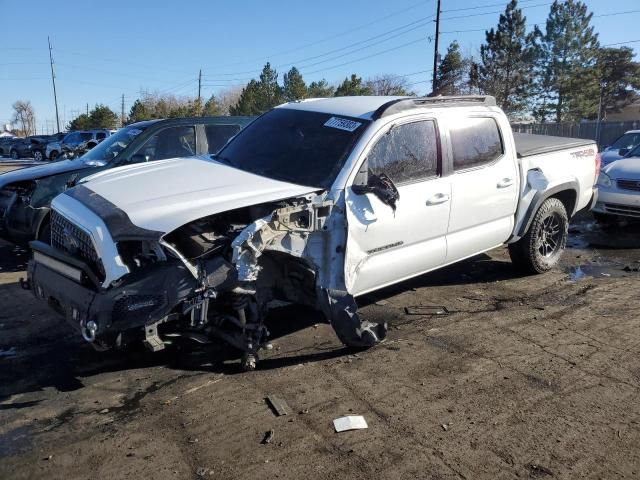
[230,80,261,115]
[433,41,467,96]
[334,74,371,96]
[283,67,308,101]
[479,0,536,116]
[534,0,599,122]
[597,47,640,119]
[202,95,224,116]
[308,79,335,97]
[256,62,283,111]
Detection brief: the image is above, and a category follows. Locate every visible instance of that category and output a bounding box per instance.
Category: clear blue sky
[1,0,639,132]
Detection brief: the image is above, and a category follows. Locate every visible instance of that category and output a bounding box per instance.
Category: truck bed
[513,132,595,158]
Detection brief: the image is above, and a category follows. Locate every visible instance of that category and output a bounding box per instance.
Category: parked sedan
[593,156,640,223]
[600,130,640,166]
[0,116,254,245]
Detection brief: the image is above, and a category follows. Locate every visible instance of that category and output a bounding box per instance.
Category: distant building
[605,98,640,122]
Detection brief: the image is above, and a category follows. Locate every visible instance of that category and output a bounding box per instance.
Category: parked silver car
[593,156,640,222]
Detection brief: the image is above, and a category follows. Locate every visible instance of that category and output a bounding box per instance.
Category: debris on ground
[374,300,389,306]
[333,415,368,432]
[527,463,554,477]
[266,395,292,416]
[299,409,309,415]
[196,467,213,477]
[261,429,275,444]
[623,265,640,272]
[404,306,449,316]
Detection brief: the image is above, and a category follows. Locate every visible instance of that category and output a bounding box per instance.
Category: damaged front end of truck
[28,185,385,370]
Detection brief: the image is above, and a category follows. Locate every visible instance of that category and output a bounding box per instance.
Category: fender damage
[28,183,386,369]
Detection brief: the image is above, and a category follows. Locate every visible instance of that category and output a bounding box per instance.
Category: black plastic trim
[514,181,579,239]
[372,96,496,120]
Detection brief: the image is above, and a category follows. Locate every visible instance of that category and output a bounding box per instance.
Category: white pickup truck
[27,96,599,369]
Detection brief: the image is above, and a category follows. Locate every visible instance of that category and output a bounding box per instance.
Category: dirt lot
[1,196,640,479]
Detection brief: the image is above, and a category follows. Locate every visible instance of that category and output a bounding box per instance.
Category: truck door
[345,118,450,296]
[445,116,518,262]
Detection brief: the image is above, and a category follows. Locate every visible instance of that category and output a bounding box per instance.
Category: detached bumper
[592,185,640,218]
[28,241,198,343]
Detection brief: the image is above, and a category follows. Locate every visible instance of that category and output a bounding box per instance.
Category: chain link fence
[511,120,640,149]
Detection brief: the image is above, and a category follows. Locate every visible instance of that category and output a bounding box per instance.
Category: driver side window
[368,120,439,185]
[135,126,196,161]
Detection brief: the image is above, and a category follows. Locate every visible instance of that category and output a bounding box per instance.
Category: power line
[441,2,552,21]
[209,0,435,69]
[300,36,428,76]
[441,0,543,13]
[202,13,436,77]
[602,40,640,47]
[439,9,640,35]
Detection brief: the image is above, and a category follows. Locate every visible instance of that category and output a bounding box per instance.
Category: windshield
[215,108,370,189]
[81,126,146,164]
[626,143,640,157]
[610,132,640,150]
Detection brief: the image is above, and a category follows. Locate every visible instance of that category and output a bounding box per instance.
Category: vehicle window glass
[205,124,241,153]
[611,133,640,150]
[136,126,196,161]
[451,117,503,170]
[81,126,147,164]
[80,132,93,141]
[96,132,106,140]
[367,121,439,184]
[64,132,78,143]
[216,109,370,189]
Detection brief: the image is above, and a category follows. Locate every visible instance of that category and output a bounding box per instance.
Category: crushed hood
[604,157,640,179]
[0,159,89,188]
[75,156,319,234]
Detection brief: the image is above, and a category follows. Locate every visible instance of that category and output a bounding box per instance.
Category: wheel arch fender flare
[511,181,578,242]
[34,208,51,239]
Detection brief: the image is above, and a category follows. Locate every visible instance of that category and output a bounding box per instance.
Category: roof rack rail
[372,95,496,120]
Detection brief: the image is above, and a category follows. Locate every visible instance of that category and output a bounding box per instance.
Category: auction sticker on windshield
[324,117,362,132]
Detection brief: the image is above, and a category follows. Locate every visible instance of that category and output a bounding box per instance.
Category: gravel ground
[0,187,639,479]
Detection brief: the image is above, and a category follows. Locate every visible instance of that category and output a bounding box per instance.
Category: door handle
[426,193,450,206]
[497,178,514,188]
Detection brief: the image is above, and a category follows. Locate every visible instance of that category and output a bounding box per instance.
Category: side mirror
[619,148,630,157]
[129,154,150,164]
[352,171,400,211]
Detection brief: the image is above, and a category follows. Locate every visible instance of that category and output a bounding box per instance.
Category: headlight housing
[597,172,612,187]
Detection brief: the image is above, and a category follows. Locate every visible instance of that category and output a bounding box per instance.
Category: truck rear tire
[509,197,568,274]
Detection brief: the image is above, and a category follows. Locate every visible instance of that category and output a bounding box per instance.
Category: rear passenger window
[96,132,106,140]
[451,117,503,170]
[367,120,439,184]
[205,124,242,153]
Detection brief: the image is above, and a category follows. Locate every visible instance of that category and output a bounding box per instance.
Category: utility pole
[121,94,125,126]
[48,36,61,132]
[86,103,89,116]
[198,69,202,114]
[431,0,442,95]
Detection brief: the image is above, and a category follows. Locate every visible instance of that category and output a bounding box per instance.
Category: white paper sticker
[333,415,368,432]
[324,117,362,132]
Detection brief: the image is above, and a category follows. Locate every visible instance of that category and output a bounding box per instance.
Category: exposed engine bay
[28,192,387,371]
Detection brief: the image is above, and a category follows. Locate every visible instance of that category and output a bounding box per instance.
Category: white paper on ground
[333,415,368,432]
